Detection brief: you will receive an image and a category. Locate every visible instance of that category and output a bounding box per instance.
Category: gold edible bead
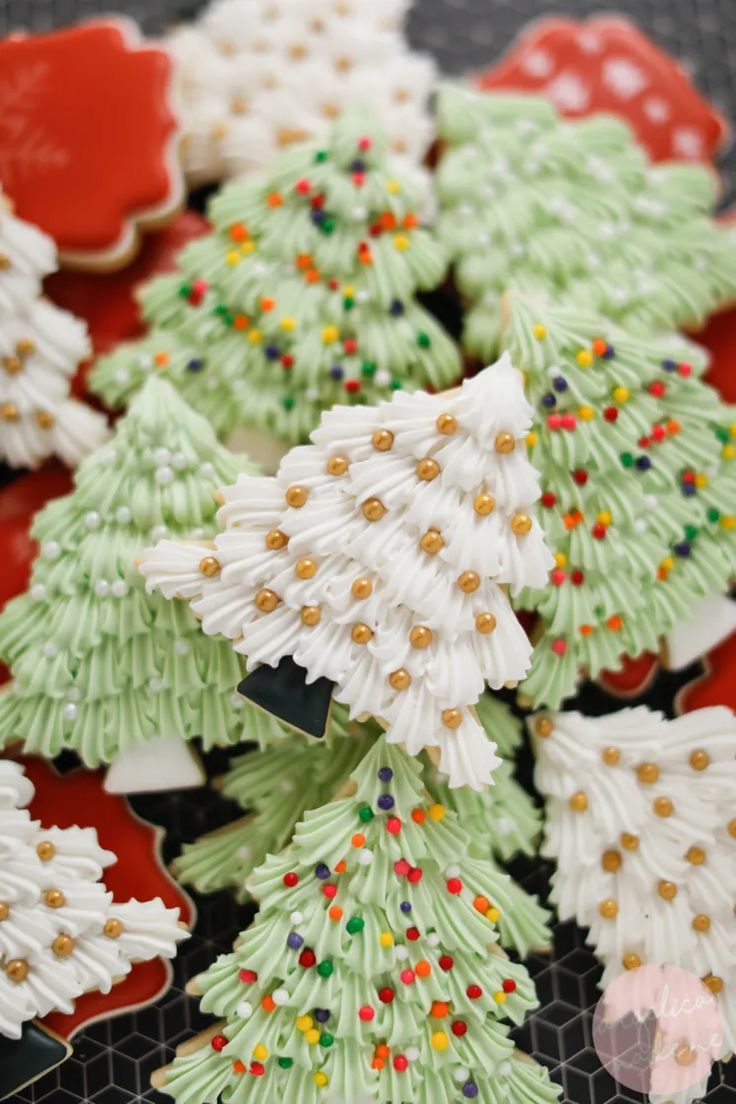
[511,513,532,536]
[44,889,66,909]
[637,763,659,784]
[689,749,710,771]
[473,493,495,516]
[351,623,373,645]
[622,953,641,971]
[599,899,618,919]
[326,456,349,476]
[703,974,723,994]
[0,903,9,921]
[37,841,56,861]
[409,626,433,649]
[475,612,497,635]
[198,556,220,577]
[417,458,440,482]
[729,818,736,838]
[265,530,288,550]
[52,933,75,957]
[494,432,516,454]
[0,254,10,270]
[295,557,317,579]
[458,571,480,593]
[255,589,279,613]
[351,577,373,600]
[420,529,444,555]
[5,959,28,982]
[675,1044,696,1068]
[286,485,308,508]
[653,797,673,817]
[362,497,386,521]
[389,668,411,691]
[535,716,553,738]
[3,356,22,375]
[436,413,457,435]
[442,708,463,730]
[601,850,622,872]
[620,833,639,851]
[1,403,18,422]
[686,845,706,865]
[602,747,620,766]
[16,339,35,357]
[301,605,321,626]
[658,880,677,901]
[692,914,711,932]
[569,792,588,812]
[35,411,54,429]
[104,918,124,939]
[372,429,394,452]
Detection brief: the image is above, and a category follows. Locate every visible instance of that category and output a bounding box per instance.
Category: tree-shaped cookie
[435,84,736,361]
[169,0,436,187]
[532,706,736,1079]
[91,109,461,446]
[140,356,552,790]
[173,705,376,901]
[173,696,548,956]
[0,196,109,469]
[502,296,736,708]
[0,377,267,792]
[0,759,187,1041]
[152,737,560,1104]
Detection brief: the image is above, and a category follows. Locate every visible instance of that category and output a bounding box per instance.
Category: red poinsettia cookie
[0,20,184,270]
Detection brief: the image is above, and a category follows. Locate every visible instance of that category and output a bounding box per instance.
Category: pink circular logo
[592,965,722,1096]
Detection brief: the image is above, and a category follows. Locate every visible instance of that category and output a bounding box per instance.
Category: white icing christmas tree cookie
[0,197,109,470]
[532,705,736,1098]
[168,0,436,187]
[140,354,553,790]
[0,759,188,1039]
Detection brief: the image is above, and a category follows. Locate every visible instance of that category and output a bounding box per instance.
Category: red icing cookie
[698,216,736,402]
[476,16,728,164]
[14,755,194,1040]
[0,464,73,620]
[0,20,184,271]
[676,632,736,714]
[598,652,661,700]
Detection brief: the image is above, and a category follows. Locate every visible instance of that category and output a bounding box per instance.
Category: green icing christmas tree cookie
[173,705,376,901]
[0,376,295,792]
[173,696,547,957]
[92,109,461,447]
[435,83,736,361]
[503,295,736,709]
[152,737,559,1104]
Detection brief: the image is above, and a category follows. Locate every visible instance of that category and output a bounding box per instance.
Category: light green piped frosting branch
[158,735,558,1104]
[92,109,461,446]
